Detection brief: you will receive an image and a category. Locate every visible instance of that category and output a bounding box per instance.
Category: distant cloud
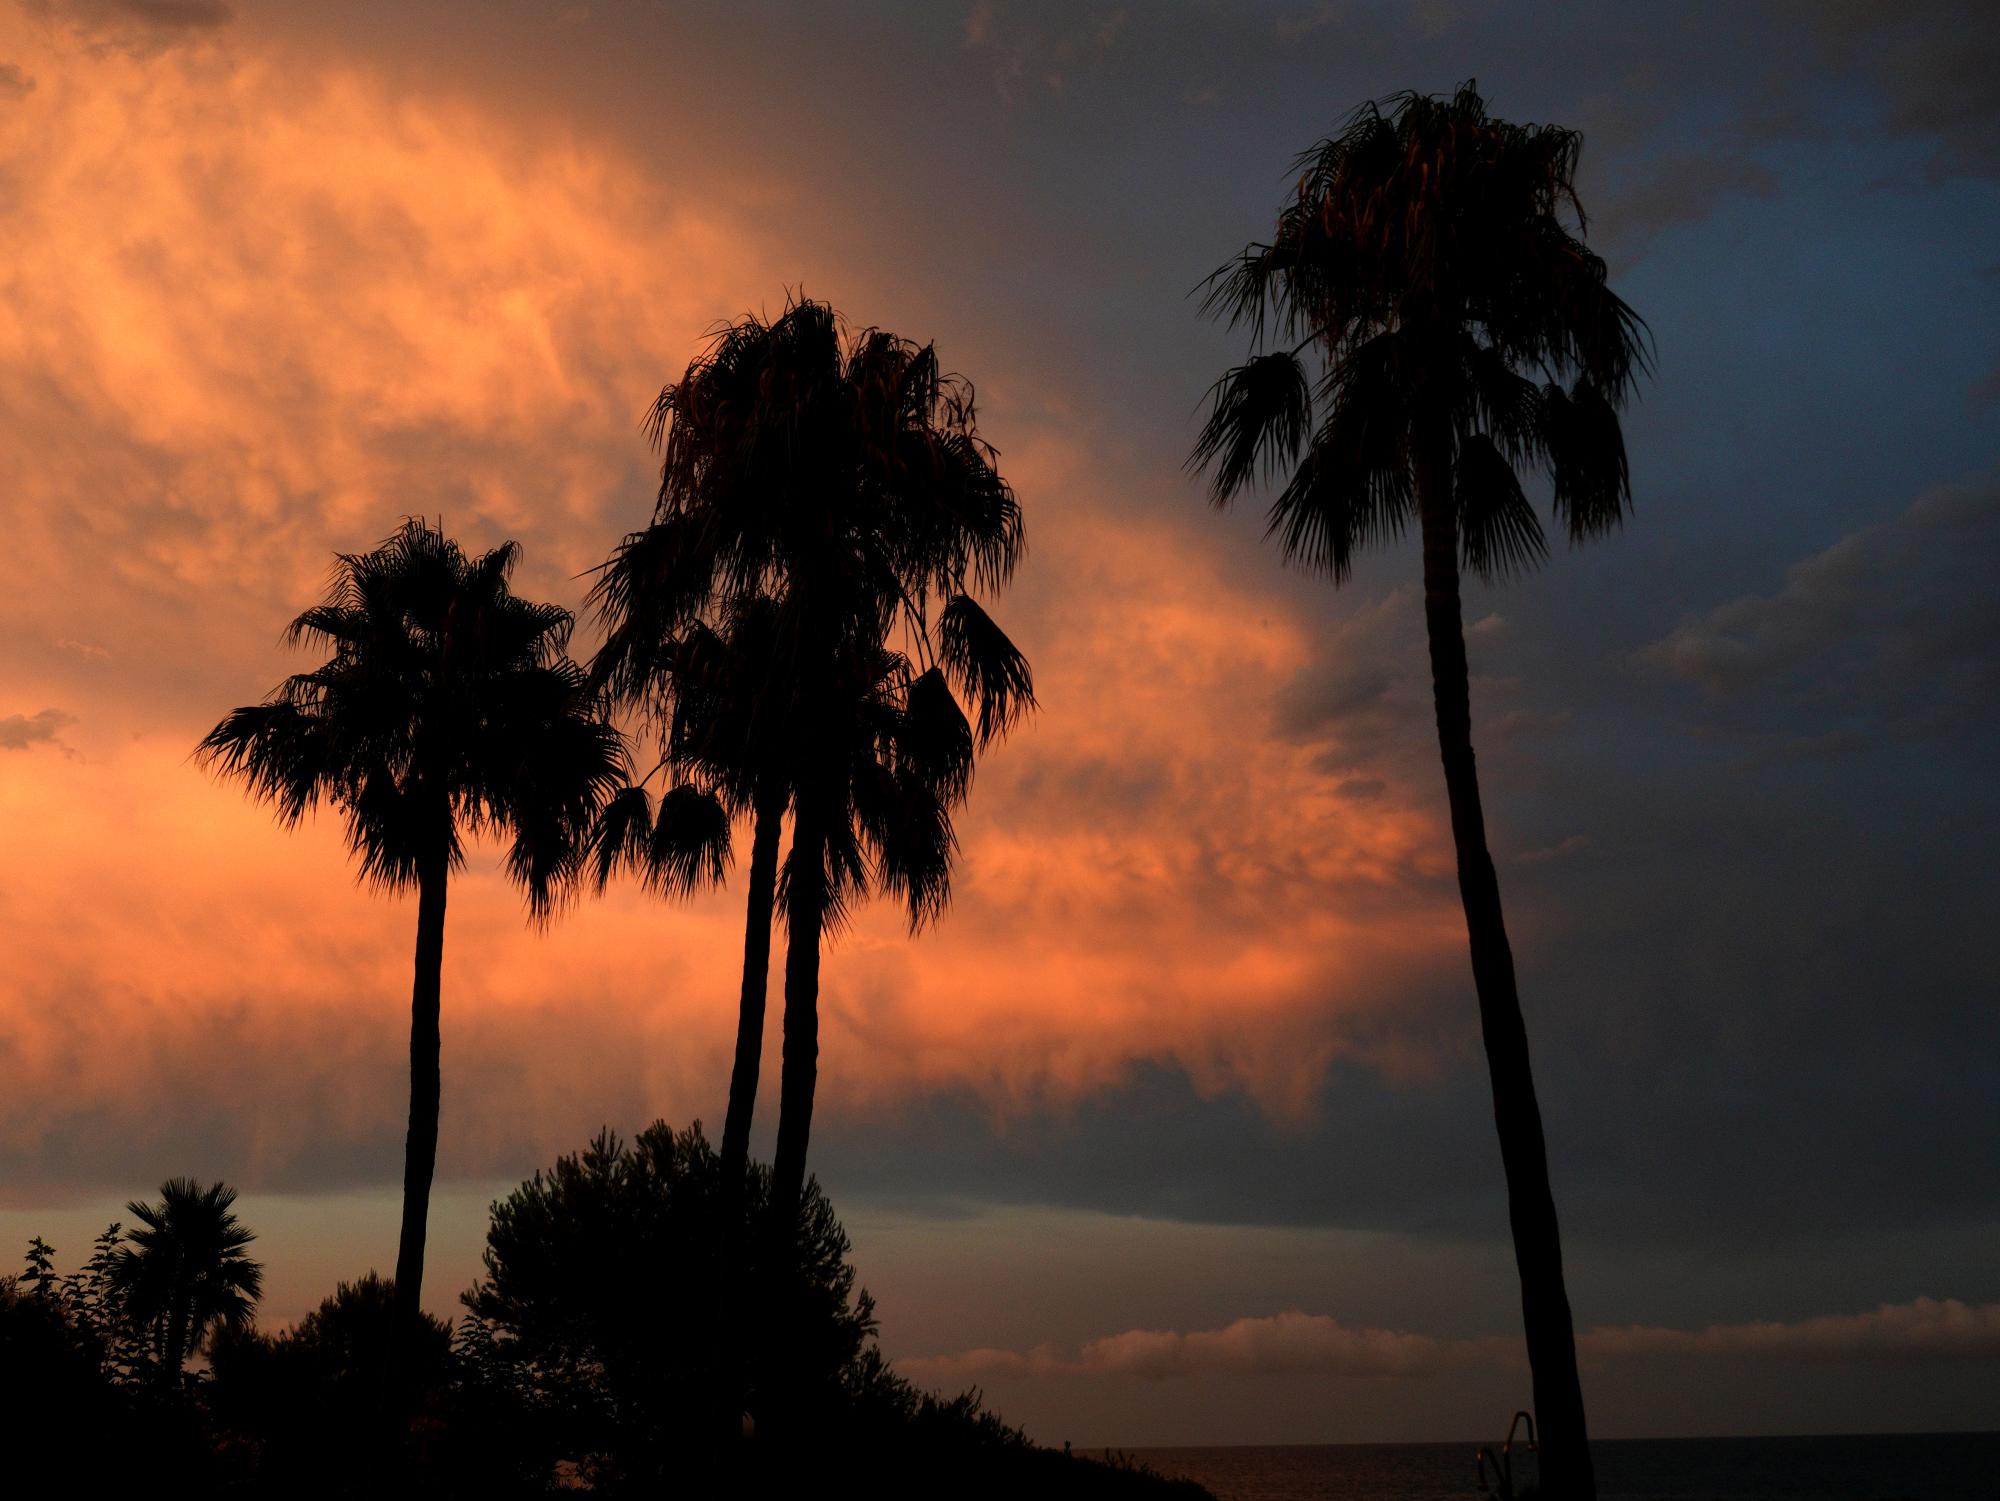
[0,709,74,751]
[1584,1297,2000,1363]
[904,1310,1461,1383]
[1516,834,1587,866]
[28,0,232,28]
[902,1298,2000,1383]
[1080,1311,1448,1378]
[1643,474,2000,742]
[961,0,1129,98]
[1272,2,1346,41]
[114,0,232,26]
[18,0,231,64]
[0,62,34,98]
[1275,587,1557,789]
[1789,0,2000,181]
[1599,152,1778,256]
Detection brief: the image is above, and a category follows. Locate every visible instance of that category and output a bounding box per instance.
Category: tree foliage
[460,1121,875,1478]
[1191,79,1649,583]
[110,1178,264,1382]
[198,517,623,918]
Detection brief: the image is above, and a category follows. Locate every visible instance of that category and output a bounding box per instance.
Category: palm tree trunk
[721,788,786,1188]
[163,1301,190,1386]
[770,795,825,1223]
[713,789,785,1458]
[1416,441,1595,1501]
[390,847,449,1380]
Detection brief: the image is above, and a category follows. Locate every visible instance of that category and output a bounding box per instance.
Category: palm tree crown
[110,1177,263,1380]
[593,299,1033,745]
[591,298,1036,1217]
[1193,79,1649,578]
[199,517,624,916]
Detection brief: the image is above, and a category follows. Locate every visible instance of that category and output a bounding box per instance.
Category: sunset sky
[2,0,1996,1447]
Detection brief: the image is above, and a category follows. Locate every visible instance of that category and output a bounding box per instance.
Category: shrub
[460,1119,875,1485]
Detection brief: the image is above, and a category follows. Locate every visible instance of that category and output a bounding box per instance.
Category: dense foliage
[4,1149,1213,1499]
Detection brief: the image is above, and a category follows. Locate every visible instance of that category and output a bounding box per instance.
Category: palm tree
[197,519,624,1369]
[591,299,1035,1217]
[1190,82,1647,1501]
[109,1177,263,1384]
[592,595,789,1199]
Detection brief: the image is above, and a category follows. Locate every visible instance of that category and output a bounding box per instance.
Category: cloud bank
[902,1298,2000,1384]
[1645,475,2000,744]
[0,12,1464,1198]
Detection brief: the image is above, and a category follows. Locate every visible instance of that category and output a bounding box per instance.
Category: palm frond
[936,594,1035,744]
[1456,433,1548,581]
[1189,352,1313,505]
[1541,378,1631,540]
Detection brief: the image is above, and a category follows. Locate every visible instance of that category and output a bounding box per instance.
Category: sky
[1,0,1997,1448]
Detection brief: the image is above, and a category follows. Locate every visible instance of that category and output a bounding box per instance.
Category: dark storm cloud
[820,446,2000,1293]
[1791,0,2000,180]
[1596,152,1779,253]
[1645,474,2000,743]
[0,61,33,97]
[114,0,231,26]
[21,0,233,60]
[29,0,233,29]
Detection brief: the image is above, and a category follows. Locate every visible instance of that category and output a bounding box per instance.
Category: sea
[1121,1433,2000,1501]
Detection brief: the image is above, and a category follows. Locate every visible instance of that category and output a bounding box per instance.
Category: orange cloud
[0,14,1468,1199]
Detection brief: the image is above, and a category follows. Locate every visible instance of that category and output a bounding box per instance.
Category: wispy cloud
[901,1298,2000,1384]
[1643,474,2000,743]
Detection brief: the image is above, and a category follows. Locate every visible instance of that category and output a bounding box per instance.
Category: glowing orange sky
[0,8,1467,1201]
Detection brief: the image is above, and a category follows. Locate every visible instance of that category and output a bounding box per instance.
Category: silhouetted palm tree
[197,519,623,1369]
[1191,83,1647,1501]
[110,1177,263,1384]
[592,595,786,1199]
[592,299,1034,1217]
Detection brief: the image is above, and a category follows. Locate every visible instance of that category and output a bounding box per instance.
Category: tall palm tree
[592,595,789,1198]
[109,1177,263,1384]
[767,623,986,1216]
[591,299,1035,1217]
[1190,83,1647,1501]
[198,519,623,1369]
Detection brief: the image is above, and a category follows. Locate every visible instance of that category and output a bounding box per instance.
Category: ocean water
[1122,1433,2000,1501]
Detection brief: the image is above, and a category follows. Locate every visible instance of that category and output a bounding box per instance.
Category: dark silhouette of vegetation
[6,1159,1211,1499]
[208,1273,455,1487]
[3,1209,251,1492]
[460,1120,874,1482]
[110,1177,264,1385]
[590,298,1035,1219]
[196,519,624,1377]
[452,1121,1207,1495]
[1191,81,1649,1501]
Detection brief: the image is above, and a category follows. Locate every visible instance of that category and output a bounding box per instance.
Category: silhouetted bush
[6,1157,1212,1499]
[2,1237,224,1496]
[454,1121,1212,1497]
[207,1273,453,1489]
[458,1119,875,1486]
